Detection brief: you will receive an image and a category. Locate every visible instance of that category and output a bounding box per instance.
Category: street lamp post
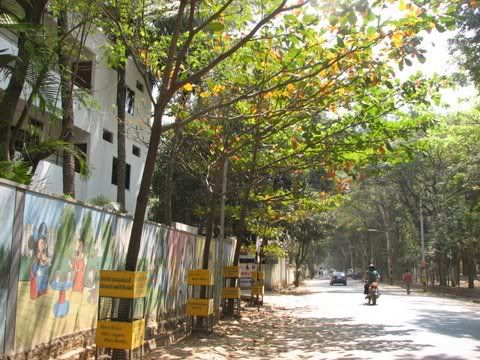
[420,198,427,292]
[367,229,379,264]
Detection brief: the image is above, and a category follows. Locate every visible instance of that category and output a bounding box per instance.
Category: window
[136,80,144,93]
[29,118,44,130]
[111,157,131,190]
[103,129,113,143]
[125,86,135,115]
[71,61,93,90]
[74,143,87,173]
[132,145,140,157]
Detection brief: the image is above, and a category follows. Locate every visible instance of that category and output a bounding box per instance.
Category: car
[330,271,347,286]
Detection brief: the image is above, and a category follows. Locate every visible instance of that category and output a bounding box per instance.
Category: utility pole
[420,198,426,292]
[218,157,228,266]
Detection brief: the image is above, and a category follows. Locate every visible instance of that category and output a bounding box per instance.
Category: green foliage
[0,160,33,184]
[327,109,480,282]
[88,195,113,207]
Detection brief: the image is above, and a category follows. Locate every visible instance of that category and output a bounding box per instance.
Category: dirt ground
[145,303,324,359]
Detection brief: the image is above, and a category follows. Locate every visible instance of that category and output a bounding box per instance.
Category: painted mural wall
[1,181,236,354]
[15,192,117,352]
[0,185,15,352]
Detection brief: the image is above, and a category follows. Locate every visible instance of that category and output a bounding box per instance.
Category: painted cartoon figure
[84,268,98,304]
[29,223,50,300]
[70,238,86,293]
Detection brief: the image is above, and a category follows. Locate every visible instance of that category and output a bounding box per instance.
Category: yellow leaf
[213,84,225,94]
[183,83,193,91]
[399,0,406,10]
[391,32,403,47]
[287,83,295,93]
[199,91,211,98]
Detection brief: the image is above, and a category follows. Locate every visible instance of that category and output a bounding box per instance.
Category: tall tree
[0,0,48,161]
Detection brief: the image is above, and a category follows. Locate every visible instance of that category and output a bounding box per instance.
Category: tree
[450,0,480,87]
[100,0,309,270]
[0,1,94,189]
[99,0,459,271]
[0,0,48,161]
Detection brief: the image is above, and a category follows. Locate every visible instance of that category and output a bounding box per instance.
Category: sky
[397,29,477,112]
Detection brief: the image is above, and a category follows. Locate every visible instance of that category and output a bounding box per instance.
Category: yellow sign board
[222,266,240,278]
[96,319,145,350]
[187,269,214,286]
[222,287,241,299]
[99,271,147,299]
[251,271,265,280]
[251,285,264,296]
[186,298,214,316]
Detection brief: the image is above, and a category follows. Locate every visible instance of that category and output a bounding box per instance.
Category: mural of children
[70,237,86,293]
[29,223,50,300]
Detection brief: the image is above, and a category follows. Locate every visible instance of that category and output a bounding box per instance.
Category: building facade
[0,23,151,213]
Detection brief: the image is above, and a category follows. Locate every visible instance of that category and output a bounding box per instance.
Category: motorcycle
[366,282,380,305]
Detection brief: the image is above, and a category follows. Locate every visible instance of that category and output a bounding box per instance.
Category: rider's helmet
[368,264,375,271]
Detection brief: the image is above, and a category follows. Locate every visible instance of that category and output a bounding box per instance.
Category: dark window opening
[11,127,39,153]
[29,118,44,130]
[74,143,87,173]
[132,145,140,157]
[71,61,93,90]
[103,129,113,143]
[126,86,135,115]
[136,80,144,93]
[111,157,131,190]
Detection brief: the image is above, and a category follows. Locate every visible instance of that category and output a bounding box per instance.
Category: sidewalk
[389,280,480,302]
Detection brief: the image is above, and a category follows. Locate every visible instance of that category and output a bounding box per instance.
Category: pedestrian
[403,269,413,294]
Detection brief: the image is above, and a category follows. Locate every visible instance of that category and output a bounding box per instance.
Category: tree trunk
[294,264,300,287]
[0,32,32,161]
[467,257,476,289]
[439,256,447,286]
[125,101,167,271]
[451,249,459,287]
[163,132,179,225]
[376,200,393,285]
[58,11,76,197]
[116,65,126,209]
[0,0,48,160]
[202,161,223,269]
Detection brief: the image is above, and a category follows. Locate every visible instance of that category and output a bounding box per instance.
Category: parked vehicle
[330,271,347,286]
[366,282,380,305]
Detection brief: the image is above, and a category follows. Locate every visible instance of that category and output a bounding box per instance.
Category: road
[147,279,480,359]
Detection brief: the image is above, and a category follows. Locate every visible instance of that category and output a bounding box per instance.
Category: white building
[0,21,151,213]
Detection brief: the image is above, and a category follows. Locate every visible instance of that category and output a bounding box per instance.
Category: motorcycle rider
[364,264,379,295]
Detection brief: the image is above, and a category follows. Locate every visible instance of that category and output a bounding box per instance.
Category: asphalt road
[266,278,480,359]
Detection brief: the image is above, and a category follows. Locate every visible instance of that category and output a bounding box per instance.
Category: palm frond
[0,160,32,184]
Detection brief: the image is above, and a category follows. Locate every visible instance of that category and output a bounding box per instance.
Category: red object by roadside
[403,272,413,283]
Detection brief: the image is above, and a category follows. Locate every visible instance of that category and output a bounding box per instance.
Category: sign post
[186,269,215,332]
[96,270,147,359]
[251,271,265,307]
[221,266,241,316]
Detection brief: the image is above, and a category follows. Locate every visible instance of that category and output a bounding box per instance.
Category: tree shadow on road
[415,309,480,341]
[146,306,432,359]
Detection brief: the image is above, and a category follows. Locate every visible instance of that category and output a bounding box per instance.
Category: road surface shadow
[415,309,480,341]
[146,306,430,359]
[395,354,468,360]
